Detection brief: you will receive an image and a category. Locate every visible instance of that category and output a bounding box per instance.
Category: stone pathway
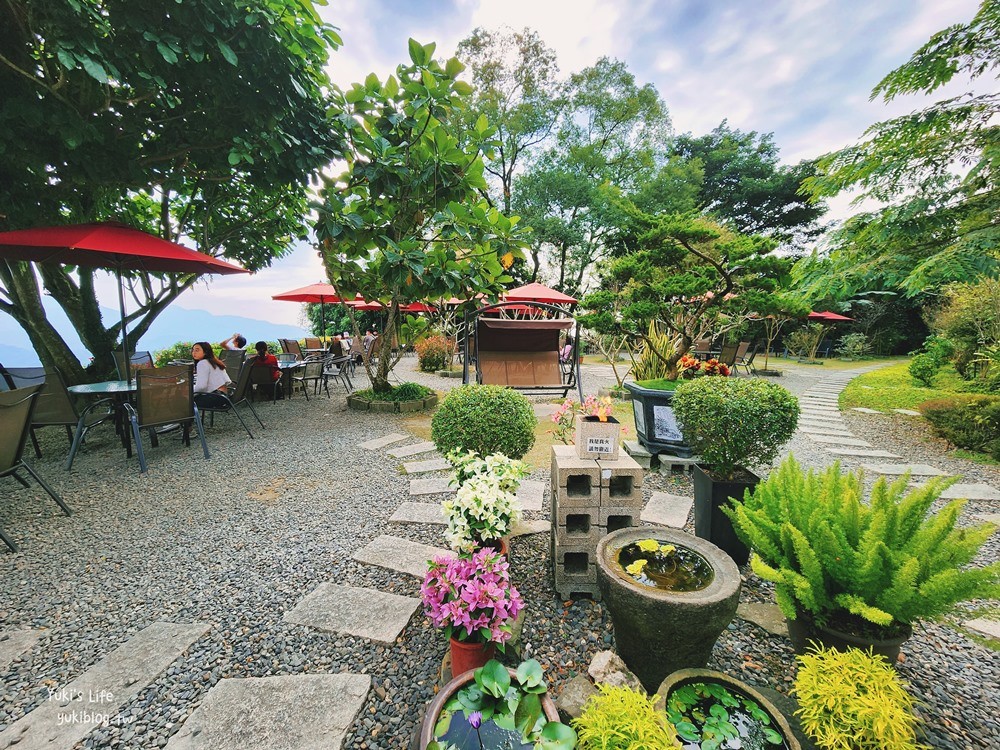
[353,535,453,577]
[402,457,450,474]
[387,440,437,458]
[641,491,693,528]
[358,433,409,450]
[389,502,446,525]
[408,478,452,496]
[284,584,420,645]
[0,630,42,672]
[862,463,948,476]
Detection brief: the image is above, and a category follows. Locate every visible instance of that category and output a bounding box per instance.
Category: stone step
[516,480,546,512]
[910,482,1000,501]
[0,630,42,673]
[409,478,452,496]
[389,502,446,525]
[963,618,1000,641]
[387,440,438,458]
[826,448,902,459]
[359,433,410,450]
[402,457,451,474]
[976,513,1000,525]
[798,426,854,437]
[736,602,789,638]
[353,534,453,577]
[851,407,883,414]
[806,434,872,447]
[165,674,370,750]
[798,419,847,430]
[893,408,921,416]
[0,621,208,750]
[862,463,948,476]
[641,492,693,529]
[284,583,420,645]
[511,520,550,537]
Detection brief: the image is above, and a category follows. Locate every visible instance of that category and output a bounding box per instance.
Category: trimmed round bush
[431,385,536,459]
[908,352,940,387]
[672,377,799,479]
[414,335,453,372]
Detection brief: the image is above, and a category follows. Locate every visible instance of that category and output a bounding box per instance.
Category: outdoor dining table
[67,379,138,456]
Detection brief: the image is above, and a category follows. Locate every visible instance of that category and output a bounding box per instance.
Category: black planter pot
[787,613,913,664]
[623,381,693,457]
[692,465,758,567]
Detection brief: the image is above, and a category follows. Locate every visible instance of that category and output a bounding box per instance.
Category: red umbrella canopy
[344,294,385,311]
[0,221,247,275]
[399,302,435,313]
[272,282,344,304]
[808,311,854,322]
[504,282,578,304]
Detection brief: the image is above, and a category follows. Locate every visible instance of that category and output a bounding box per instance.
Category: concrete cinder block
[552,483,600,510]
[600,480,643,509]
[551,444,601,499]
[622,440,654,469]
[554,560,598,585]
[554,507,604,546]
[598,506,637,531]
[554,582,602,601]
[596,453,645,487]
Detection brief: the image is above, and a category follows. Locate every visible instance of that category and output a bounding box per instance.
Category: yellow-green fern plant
[724,455,1000,630]
[573,683,680,749]
[793,645,925,750]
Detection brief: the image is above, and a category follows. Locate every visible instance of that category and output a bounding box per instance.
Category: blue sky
[173,0,984,325]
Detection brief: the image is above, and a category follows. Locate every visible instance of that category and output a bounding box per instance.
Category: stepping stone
[353,534,452,578]
[800,405,839,413]
[0,630,42,672]
[284,583,420,645]
[165,674,370,750]
[801,398,839,405]
[642,492,693,529]
[533,403,559,417]
[912,483,1000,501]
[403,457,451,474]
[798,426,854,437]
[851,407,883,414]
[516,480,546,512]
[894,409,921,416]
[387,440,438,458]
[409,478,453,496]
[736,602,789,638]
[798,414,844,423]
[623,440,654,469]
[798,419,847,429]
[826,448,902,459]
[360,433,410,450]
[862,463,948,476]
[807,434,872,447]
[511,520,550,537]
[389,502,446,525]
[976,513,1000,525]
[0,621,208,750]
[963,618,1000,641]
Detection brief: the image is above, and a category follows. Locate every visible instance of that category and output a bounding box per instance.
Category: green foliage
[933,278,1000,378]
[785,323,826,359]
[835,333,870,359]
[793,645,924,750]
[629,321,676,381]
[726,455,1000,627]
[908,353,941,386]
[919,394,1000,457]
[415,335,454,372]
[153,341,195,367]
[352,383,432,403]
[671,378,799,479]
[431,385,537,459]
[574,683,680,749]
[840,360,976,412]
[665,681,784,750]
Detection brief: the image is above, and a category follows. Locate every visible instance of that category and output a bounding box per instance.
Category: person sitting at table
[251,341,284,400]
[191,342,232,409]
[218,333,247,351]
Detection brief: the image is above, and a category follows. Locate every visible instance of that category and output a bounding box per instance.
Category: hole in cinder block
[566,474,592,497]
[566,590,597,601]
[564,552,589,574]
[609,475,634,497]
[566,513,592,535]
[607,515,633,532]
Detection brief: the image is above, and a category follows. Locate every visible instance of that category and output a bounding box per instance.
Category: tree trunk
[371,301,400,394]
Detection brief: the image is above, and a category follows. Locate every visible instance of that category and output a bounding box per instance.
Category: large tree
[0,0,342,380]
[313,40,528,393]
[796,0,999,299]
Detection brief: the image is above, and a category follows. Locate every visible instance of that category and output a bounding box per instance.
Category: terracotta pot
[449,637,496,677]
[473,536,509,559]
[417,666,560,750]
[787,612,912,664]
[692,464,758,567]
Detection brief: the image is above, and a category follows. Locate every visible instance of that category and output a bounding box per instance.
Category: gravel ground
[1,357,997,749]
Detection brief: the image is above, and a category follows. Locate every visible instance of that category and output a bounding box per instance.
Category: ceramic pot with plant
[726,455,1000,660]
[657,668,800,750]
[421,659,576,750]
[672,377,799,565]
[421,549,524,676]
[595,527,741,693]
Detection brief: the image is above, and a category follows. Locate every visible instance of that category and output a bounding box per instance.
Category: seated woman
[559,336,575,364]
[251,340,283,399]
[191,341,232,409]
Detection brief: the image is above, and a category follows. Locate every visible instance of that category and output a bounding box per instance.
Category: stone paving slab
[911,482,1000,501]
[0,621,208,750]
[798,426,854,437]
[641,492,693,529]
[851,407,883,414]
[797,412,843,421]
[359,433,409,450]
[976,513,1000,525]
[893,408,922,416]
[736,602,789,638]
[0,630,42,672]
[409,477,453,496]
[533,403,559,417]
[165,674,370,750]
[387,440,438,458]
[284,583,420,645]
[862,463,948,476]
[402,457,451,474]
[964,619,1000,640]
[389,502,446,525]
[511,520,550,537]
[516,480,546,512]
[806,435,872,447]
[826,448,902,459]
[798,419,847,429]
[799,406,840,414]
[353,535,452,577]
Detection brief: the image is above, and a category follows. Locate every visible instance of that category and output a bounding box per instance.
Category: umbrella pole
[320,297,326,342]
[116,264,131,382]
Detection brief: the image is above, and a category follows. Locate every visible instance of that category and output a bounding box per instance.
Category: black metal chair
[123,365,209,473]
[323,355,353,394]
[113,350,155,379]
[196,355,265,438]
[734,343,759,376]
[249,356,284,403]
[292,360,325,400]
[717,343,740,369]
[222,349,246,378]
[0,385,72,551]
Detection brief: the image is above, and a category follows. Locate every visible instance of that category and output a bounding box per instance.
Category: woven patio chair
[197,354,265,438]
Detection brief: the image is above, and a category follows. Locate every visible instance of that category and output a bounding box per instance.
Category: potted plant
[657,669,800,750]
[793,644,922,750]
[548,396,623,459]
[573,683,680,748]
[595,527,741,693]
[421,549,524,676]
[725,455,1000,660]
[671,377,799,566]
[420,659,577,750]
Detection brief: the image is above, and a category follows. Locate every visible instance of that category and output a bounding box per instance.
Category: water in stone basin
[436,717,533,749]
[616,541,714,591]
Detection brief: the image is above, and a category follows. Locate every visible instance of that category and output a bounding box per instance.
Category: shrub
[414,334,453,372]
[431,385,536,459]
[726,455,1000,628]
[835,332,869,359]
[794,645,923,750]
[671,377,799,479]
[786,323,826,359]
[919,394,1000,456]
[908,352,940,386]
[574,683,680,749]
[629,321,675,381]
[352,382,432,402]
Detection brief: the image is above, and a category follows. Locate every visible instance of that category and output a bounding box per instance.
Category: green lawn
[840,361,976,411]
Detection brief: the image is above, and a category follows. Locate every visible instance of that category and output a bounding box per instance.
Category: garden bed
[347,383,438,412]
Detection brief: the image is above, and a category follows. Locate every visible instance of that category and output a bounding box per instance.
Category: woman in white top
[191,341,232,410]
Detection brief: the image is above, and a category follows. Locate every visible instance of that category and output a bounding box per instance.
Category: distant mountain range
[0,303,307,367]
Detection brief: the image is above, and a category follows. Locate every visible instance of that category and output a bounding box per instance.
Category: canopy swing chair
[461,301,583,400]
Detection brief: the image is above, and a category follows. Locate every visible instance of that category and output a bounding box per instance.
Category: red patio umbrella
[504,282,578,305]
[272,282,345,338]
[807,311,853,322]
[344,295,385,312]
[0,221,248,379]
[399,302,435,314]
